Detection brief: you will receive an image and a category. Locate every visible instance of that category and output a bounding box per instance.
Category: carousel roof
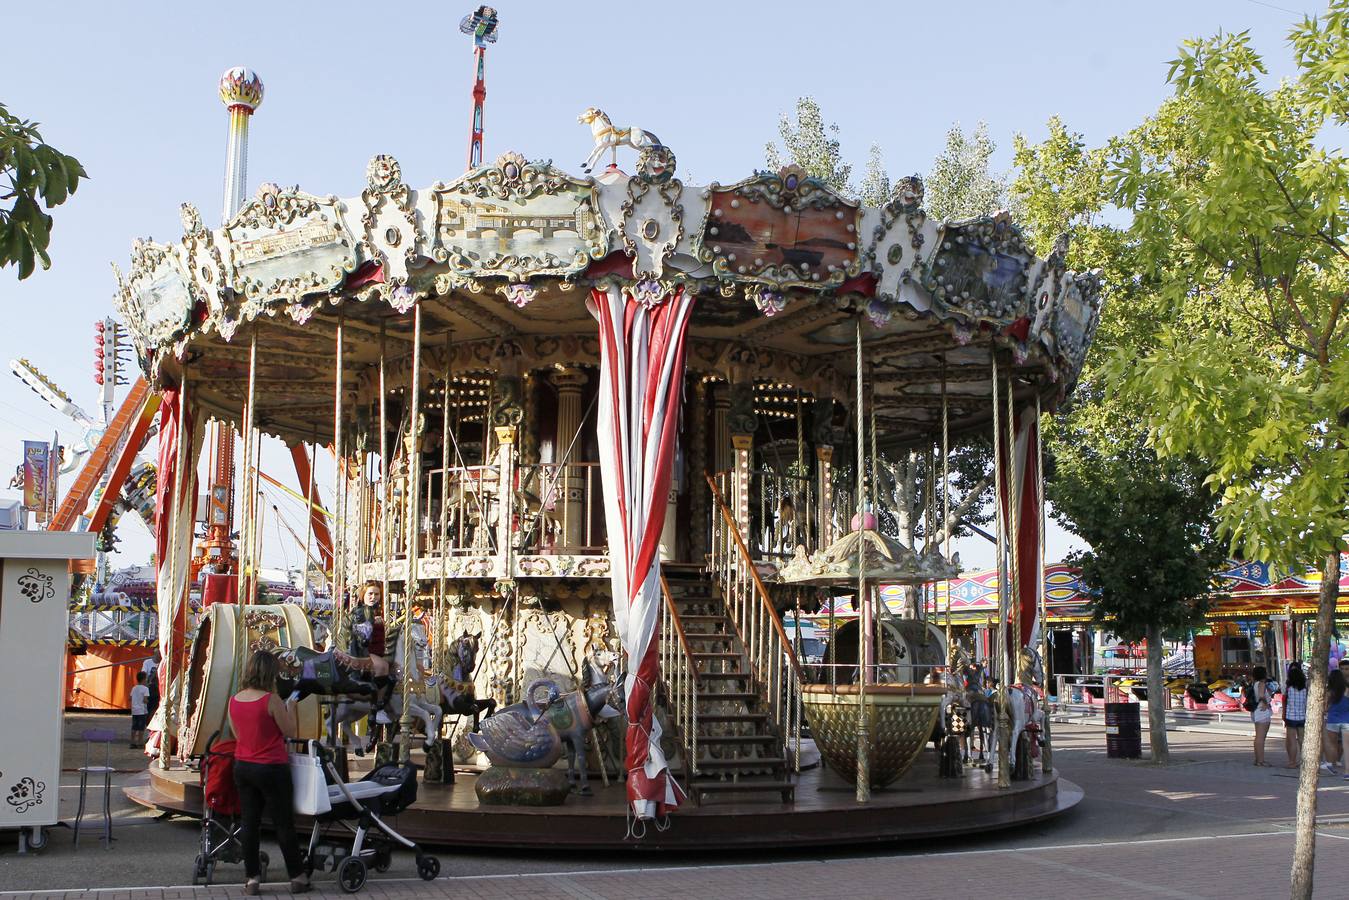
[112,145,1102,448]
[778,528,959,587]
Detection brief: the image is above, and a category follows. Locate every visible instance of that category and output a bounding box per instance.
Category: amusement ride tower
[460,6,499,169]
[198,66,264,578]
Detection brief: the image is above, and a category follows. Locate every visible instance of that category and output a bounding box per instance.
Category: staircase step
[698,671,749,679]
[694,734,778,745]
[697,713,769,724]
[691,652,742,660]
[697,756,787,770]
[700,691,758,702]
[679,615,731,624]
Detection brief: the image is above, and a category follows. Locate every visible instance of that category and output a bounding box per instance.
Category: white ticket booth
[0,531,95,850]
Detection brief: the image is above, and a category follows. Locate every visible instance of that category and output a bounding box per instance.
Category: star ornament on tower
[460,5,499,48]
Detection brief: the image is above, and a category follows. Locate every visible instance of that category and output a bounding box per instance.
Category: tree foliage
[764,97,852,195]
[0,102,87,280]
[925,122,1009,221]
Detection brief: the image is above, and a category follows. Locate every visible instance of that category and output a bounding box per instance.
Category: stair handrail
[704,472,803,773]
[658,571,701,782]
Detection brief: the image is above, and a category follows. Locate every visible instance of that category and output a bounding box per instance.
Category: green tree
[764,97,852,195]
[926,122,1009,221]
[0,102,86,279]
[1046,385,1226,766]
[1098,8,1349,895]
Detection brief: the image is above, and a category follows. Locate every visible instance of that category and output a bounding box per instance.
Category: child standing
[129,671,150,749]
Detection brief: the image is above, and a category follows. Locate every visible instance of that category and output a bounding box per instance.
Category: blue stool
[74,728,118,849]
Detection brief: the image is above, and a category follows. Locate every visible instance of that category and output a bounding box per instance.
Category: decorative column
[712,383,732,475]
[660,485,679,562]
[494,425,517,568]
[727,380,757,544]
[816,446,834,547]
[551,367,588,550]
[688,379,709,559]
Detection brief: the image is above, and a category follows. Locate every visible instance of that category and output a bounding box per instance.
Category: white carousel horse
[578,107,664,174]
[335,619,443,752]
[1006,647,1046,780]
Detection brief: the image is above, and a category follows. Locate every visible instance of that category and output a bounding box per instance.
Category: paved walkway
[5,716,1349,898]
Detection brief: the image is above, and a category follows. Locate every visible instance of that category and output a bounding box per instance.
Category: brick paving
[6,719,1349,898]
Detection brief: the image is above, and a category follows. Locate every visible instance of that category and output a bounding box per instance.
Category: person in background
[128,671,150,748]
[141,650,161,717]
[1250,665,1277,766]
[1282,661,1308,768]
[229,650,309,895]
[1321,668,1349,776]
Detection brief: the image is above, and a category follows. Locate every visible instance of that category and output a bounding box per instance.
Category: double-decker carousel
[122,93,1098,849]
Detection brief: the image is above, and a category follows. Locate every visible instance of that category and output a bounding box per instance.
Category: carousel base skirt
[126,752,1080,850]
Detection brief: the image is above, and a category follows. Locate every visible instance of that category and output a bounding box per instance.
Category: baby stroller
[191,733,268,885]
[298,741,440,893]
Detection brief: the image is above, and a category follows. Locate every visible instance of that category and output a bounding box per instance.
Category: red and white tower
[201,66,264,577]
[459,6,499,170]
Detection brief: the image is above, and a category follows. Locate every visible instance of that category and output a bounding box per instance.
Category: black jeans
[234,760,303,880]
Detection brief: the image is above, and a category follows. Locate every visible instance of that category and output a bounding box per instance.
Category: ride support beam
[55,377,160,534]
[289,442,334,573]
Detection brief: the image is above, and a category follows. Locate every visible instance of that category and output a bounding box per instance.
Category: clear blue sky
[0,0,1321,571]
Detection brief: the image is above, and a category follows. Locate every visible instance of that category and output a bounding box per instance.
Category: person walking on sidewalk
[1320,668,1349,775]
[1283,661,1307,768]
[1249,665,1277,766]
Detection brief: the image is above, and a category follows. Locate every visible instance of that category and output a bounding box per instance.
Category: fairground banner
[22,440,48,514]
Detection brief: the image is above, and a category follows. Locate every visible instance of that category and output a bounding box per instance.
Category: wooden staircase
[661,563,795,804]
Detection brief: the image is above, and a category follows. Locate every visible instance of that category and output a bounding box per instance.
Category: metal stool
[74,727,118,849]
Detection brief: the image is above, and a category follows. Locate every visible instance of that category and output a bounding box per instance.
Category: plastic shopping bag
[290,749,331,816]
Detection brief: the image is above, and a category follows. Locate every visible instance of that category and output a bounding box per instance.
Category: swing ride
[113,20,1100,848]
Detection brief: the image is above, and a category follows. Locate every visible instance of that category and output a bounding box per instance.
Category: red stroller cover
[202,739,241,815]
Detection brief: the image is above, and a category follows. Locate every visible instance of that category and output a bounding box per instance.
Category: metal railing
[515,462,605,554]
[706,472,804,773]
[751,469,817,561]
[658,571,701,783]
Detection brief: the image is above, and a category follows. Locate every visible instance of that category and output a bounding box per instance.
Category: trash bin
[1105,702,1142,759]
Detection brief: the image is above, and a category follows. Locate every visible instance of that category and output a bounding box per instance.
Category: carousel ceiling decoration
[112,120,1103,446]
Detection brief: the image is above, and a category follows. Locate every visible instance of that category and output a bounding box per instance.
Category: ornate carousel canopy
[779,528,960,587]
[112,146,1102,448]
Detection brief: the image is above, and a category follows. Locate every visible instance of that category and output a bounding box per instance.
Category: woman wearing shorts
[1321,669,1349,775]
[1283,662,1307,768]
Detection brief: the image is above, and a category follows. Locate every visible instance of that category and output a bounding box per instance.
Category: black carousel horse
[436,633,496,732]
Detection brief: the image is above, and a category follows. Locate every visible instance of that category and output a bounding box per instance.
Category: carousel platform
[126,754,1080,851]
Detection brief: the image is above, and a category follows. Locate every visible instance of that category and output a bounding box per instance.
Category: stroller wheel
[416,856,441,881]
[338,857,367,893]
[203,859,217,886]
[191,853,206,885]
[373,850,392,873]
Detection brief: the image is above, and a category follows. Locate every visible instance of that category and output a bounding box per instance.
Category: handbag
[289,746,332,816]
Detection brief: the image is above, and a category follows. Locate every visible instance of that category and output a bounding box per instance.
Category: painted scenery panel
[434,187,603,279]
[702,186,857,289]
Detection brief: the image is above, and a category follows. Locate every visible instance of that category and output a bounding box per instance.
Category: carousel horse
[433,633,496,732]
[1007,647,1046,781]
[333,618,443,753]
[469,660,622,795]
[578,107,665,174]
[938,665,970,778]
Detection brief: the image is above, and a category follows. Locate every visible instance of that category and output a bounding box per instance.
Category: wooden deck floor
[126,750,1079,850]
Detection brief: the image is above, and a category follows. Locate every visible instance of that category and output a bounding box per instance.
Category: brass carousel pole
[991,353,1011,789]
[854,319,870,803]
[332,315,348,653]
[1036,393,1054,774]
[379,322,390,623]
[400,303,424,763]
[237,330,258,604]
[437,330,452,678]
[1006,366,1023,776]
[160,366,189,770]
[941,357,953,670]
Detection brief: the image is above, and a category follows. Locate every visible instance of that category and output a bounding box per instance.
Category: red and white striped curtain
[997,408,1041,650]
[591,282,694,820]
[153,389,203,733]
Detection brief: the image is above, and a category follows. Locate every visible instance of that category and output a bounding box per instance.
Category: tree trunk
[1146,623,1169,766]
[1291,549,1341,900]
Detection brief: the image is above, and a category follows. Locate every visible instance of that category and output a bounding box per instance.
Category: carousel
[120,56,1098,849]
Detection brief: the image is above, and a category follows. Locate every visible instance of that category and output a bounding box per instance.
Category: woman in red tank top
[228,651,309,894]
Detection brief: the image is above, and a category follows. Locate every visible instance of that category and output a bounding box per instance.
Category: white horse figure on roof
[578,108,664,174]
